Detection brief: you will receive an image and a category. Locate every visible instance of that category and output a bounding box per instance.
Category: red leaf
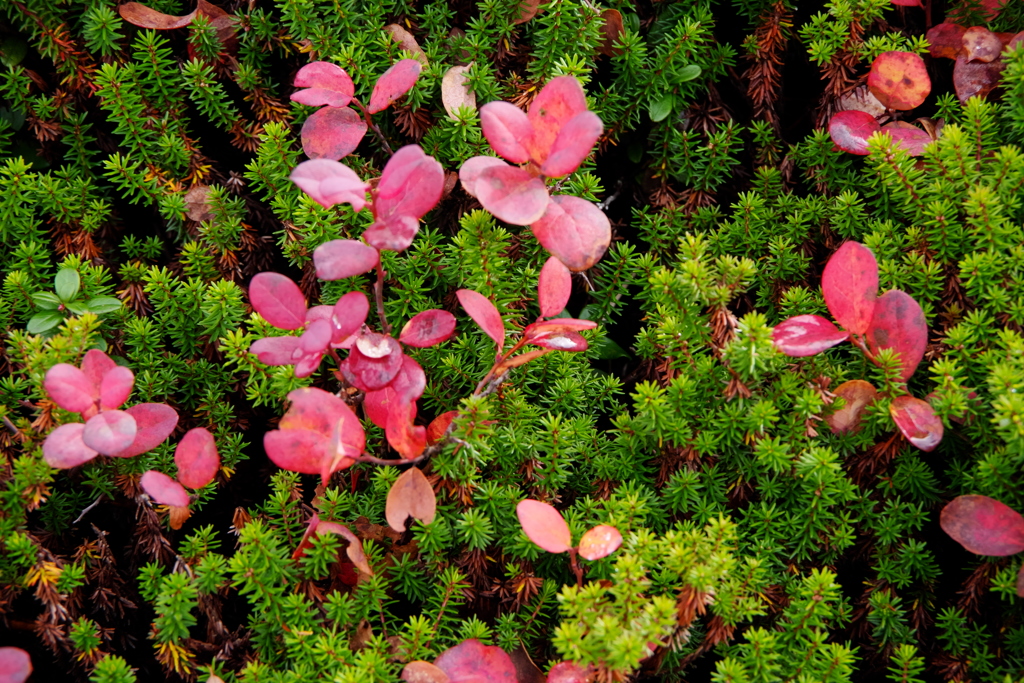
[367,59,422,114]
[772,315,849,356]
[547,662,594,683]
[962,26,1003,63]
[323,400,366,479]
[940,495,1024,556]
[881,122,932,156]
[953,53,1005,103]
[249,336,302,365]
[175,427,219,489]
[118,2,197,29]
[314,239,379,281]
[426,410,459,445]
[83,410,138,456]
[249,273,307,330]
[890,0,922,5]
[80,349,117,392]
[367,145,444,252]
[890,395,943,451]
[1017,564,1024,598]
[401,661,450,683]
[528,330,588,352]
[291,159,370,211]
[363,386,399,429]
[42,423,99,469]
[0,647,32,683]
[531,196,610,271]
[341,333,404,391]
[828,110,880,156]
[385,399,427,460]
[577,524,622,560]
[109,403,179,458]
[265,428,327,474]
[480,101,532,163]
[385,467,437,532]
[822,241,878,335]
[99,365,134,410]
[826,380,878,435]
[400,309,456,347]
[292,61,355,107]
[458,156,507,198]
[317,521,374,576]
[44,363,97,414]
[526,76,589,163]
[391,356,427,404]
[523,319,598,335]
[538,256,573,317]
[301,106,368,160]
[926,23,967,59]
[541,111,603,177]
[516,499,571,553]
[435,639,518,683]
[475,164,550,226]
[866,290,927,381]
[280,387,354,435]
[457,289,505,353]
[332,291,371,344]
[141,470,190,507]
[868,51,931,111]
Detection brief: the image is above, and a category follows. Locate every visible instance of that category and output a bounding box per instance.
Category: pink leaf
[99,365,134,410]
[80,349,117,391]
[332,291,371,344]
[292,61,355,107]
[866,290,928,381]
[175,427,219,489]
[0,647,32,683]
[479,101,532,164]
[364,214,420,252]
[526,76,589,163]
[323,400,367,480]
[577,524,622,560]
[43,423,99,469]
[826,380,878,435]
[547,662,594,683]
[249,272,307,331]
[341,333,404,391]
[829,110,881,156]
[940,495,1024,556]
[367,59,422,114]
[435,639,518,683]
[516,499,571,553]
[475,164,549,226]
[301,106,368,160]
[458,156,507,199]
[265,428,328,474]
[367,145,444,251]
[530,196,611,271]
[385,399,427,460]
[250,336,303,365]
[822,241,879,335]
[401,661,449,683]
[291,159,370,211]
[881,122,932,157]
[109,403,179,458]
[890,395,943,451]
[300,318,333,355]
[537,256,572,317]
[141,470,190,507]
[541,111,603,177]
[83,410,138,455]
[281,387,357,435]
[528,329,588,352]
[523,319,597,335]
[890,0,922,6]
[457,289,504,353]
[400,309,456,347]
[772,315,849,356]
[44,363,97,414]
[364,387,399,429]
[314,239,379,280]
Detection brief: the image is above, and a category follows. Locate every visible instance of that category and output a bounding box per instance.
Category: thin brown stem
[569,548,584,587]
[351,98,394,156]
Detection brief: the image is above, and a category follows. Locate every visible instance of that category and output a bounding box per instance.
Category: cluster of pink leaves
[772,241,943,451]
[940,495,1024,597]
[400,637,593,683]
[460,76,611,273]
[292,59,422,161]
[516,499,623,561]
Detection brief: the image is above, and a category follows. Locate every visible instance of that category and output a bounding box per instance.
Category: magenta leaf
[249,272,307,331]
[530,195,611,271]
[457,289,505,353]
[341,333,404,391]
[83,410,138,455]
[866,290,927,381]
[829,110,881,155]
[99,365,134,410]
[332,291,371,344]
[390,356,427,404]
[366,145,444,252]
[265,428,328,474]
[363,386,398,429]
[547,662,594,683]
[538,255,573,317]
[314,239,379,280]
[578,524,623,560]
[141,470,189,508]
[299,318,333,357]
[475,164,549,225]
[480,101,532,163]
[881,122,932,156]
[323,400,366,479]
[250,336,302,365]
[80,349,117,390]
[0,647,32,683]
[399,309,456,347]
[772,315,849,357]
[528,329,588,352]
[526,76,588,163]
[42,423,99,469]
[541,111,603,177]
[301,106,368,160]
[434,639,518,683]
[367,59,422,114]
[523,319,597,335]
[175,427,219,489]
[822,241,879,335]
[292,61,355,108]
[266,388,365,475]
[940,495,1024,556]
[517,499,572,553]
[458,155,507,198]
[44,363,97,414]
[109,403,179,458]
[291,159,370,211]
[890,395,943,451]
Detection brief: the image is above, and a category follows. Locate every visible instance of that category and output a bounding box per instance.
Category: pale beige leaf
[385,467,437,532]
[441,65,476,120]
[384,24,428,66]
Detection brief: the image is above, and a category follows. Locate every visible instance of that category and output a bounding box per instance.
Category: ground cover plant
[1,0,1024,681]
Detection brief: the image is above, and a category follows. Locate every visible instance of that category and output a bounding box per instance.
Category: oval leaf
[772,315,849,357]
[458,155,508,199]
[940,495,1024,556]
[292,61,355,107]
[890,395,943,451]
[426,410,459,445]
[109,403,180,458]
[83,410,138,455]
[475,164,550,226]
[384,24,428,65]
[866,290,927,381]
[363,386,398,430]
[516,499,571,553]
[80,349,117,389]
[526,76,588,163]
[927,23,967,59]
[249,336,302,366]
[0,647,32,683]
[118,2,197,29]
[441,64,477,120]
[399,309,456,348]
[479,101,532,163]
[301,106,368,161]
[528,330,588,352]
[577,525,623,560]
[385,399,427,460]
[541,111,603,178]
[826,380,878,435]
[332,291,371,344]
[822,241,878,335]
[880,122,932,156]
[291,158,370,211]
[530,195,611,271]
[343,333,404,391]
[457,289,505,353]
[43,423,99,469]
[314,239,379,281]
[99,365,135,410]
[829,110,881,156]
[368,59,422,114]
[265,428,328,475]
[962,26,1003,63]
[249,272,307,331]
[538,256,572,317]
[435,639,518,683]
[868,51,931,111]
[44,363,97,414]
[141,470,190,507]
[547,662,594,683]
[175,427,219,489]
[401,661,450,683]
[953,53,1005,103]
[386,467,437,532]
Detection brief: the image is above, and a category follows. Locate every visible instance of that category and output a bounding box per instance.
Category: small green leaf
[55,269,81,302]
[649,93,674,122]
[65,302,90,315]
[31,292,62,310]
[677,64,702,82]
[26,310,64,334]
[85,297,123,314]
[90,338,109,352]
[0,37,27,67]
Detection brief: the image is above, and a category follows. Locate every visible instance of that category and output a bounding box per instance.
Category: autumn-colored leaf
[141,470,190,507]
[400,309,457,347]
[517,499,571,553]
[249,336,301,366]
[331,291,371,344]
[940,495,1024,556]
[385,399,427,460]
[457,289,505,353]
[175,427,219,489]
[953,53,1005,102]
[526,76,588,163]
[866,290,927,381]
[118,2,197,29]
[441,64,476,119]
[513,0,542,24]
[962,26,1003,63]
[99,365,134,410]
[292,61,355,107]
[598,9,625,57]
[1017,564,1024,598]
[341,333,404,391]
[547,661,594,683]
[527,329,588,352]
[366,145,444,252]
[434,639,518,683]
[80,349,117,392]
[890,0,922,6]
[868,51,931,111]
[828,110,880,156]
[826,380,878,434]
[109,403,179,458]
[538,255,572,317]
[530,196,610,271]
[927,23,967,59]
[474,164,550,226]
[386,467,437,532]
[43,423,99,469]
[881,121,932,156]
[384,24,428,65]
[301,106,368,160]
[291,158,370,210]
[83,410,138,455]
[771,315,849,356]
[313,239,379,281]
[822,241,878,335]
[577,525,623,560]
[890,395,943,451]
[541,112,603,178]
[0,647,32,683]
[368,59,422,114]
[480,103,532,163]
[265,388,364,475]
[426,410,459,445]
[249,272,307,330]
[837,87,886,118]
[44,363,97,414]
[401,661,450,683]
